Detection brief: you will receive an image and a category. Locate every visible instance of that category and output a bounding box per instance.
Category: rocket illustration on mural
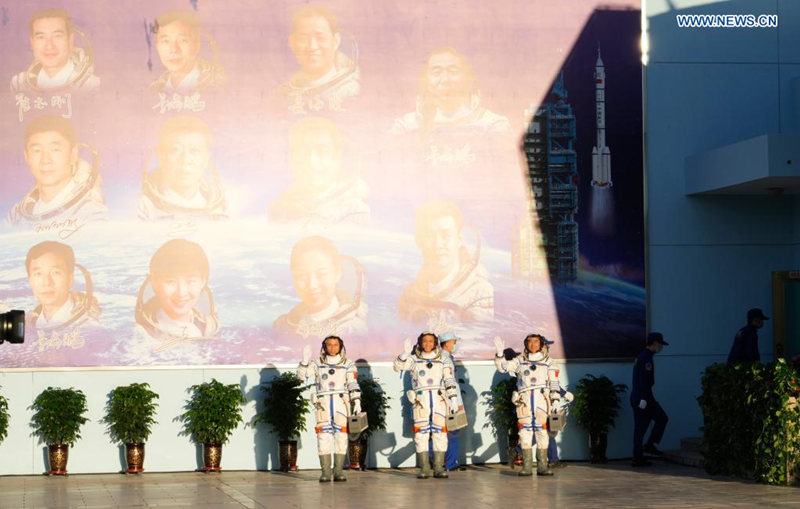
[590,47,615,237]
[591,49,612,188]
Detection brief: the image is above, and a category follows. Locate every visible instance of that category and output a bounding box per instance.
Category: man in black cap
[631,332,669,467]
[727,308,769,364]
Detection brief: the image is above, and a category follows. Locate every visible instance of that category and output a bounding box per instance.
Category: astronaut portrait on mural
[137,115,227,221]
[25,240,101,333]
[274,236,367,340]
[297,335,362,482]
[10,8,100,94]
[389,46,515,175]
[7,116,107,226]
[269,116,369,225]
[398,199,493,325]
[493,333,561,476]
[134,239,220,342]
[150,9,226,95]
[393,332,459,479]
[391,46,510,136]
[279,5,360,114]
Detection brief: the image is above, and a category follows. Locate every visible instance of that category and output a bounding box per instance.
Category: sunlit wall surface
[0,0,643,368]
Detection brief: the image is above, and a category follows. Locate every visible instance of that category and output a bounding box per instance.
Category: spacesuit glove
[638,399,647,410]
[401,337,414,358]
[353,399,362,414]
[302,345,312,365]
[448,397,459,414]
[492,336,505,357]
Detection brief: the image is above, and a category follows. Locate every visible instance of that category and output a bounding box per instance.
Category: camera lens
[0,310,25,344]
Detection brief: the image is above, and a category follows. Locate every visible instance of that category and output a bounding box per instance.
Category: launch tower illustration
[521,72,578,282]
[591,49,612,188]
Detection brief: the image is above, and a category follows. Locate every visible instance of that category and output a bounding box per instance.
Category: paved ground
[0,460,797,508]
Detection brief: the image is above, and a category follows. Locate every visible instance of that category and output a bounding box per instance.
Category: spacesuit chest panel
[316,363,349,394]
[516,360,549,392]
[411,358,446,391]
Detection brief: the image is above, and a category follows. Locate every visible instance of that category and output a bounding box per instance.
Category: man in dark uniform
[727,308,769,364]
[631,332,669,467]
[439,331,464,471]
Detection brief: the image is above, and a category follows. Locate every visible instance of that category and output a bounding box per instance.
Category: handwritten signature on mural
[288,90,346,115]
[425,143,476,167]
[167,219,199,237]
[33,217,85,240]
[296,319,343,339]
[152,92,206,114]
[37,327,85,352]
[16,92,73,122]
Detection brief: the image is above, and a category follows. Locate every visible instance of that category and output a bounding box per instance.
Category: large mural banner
[0,0,644,367]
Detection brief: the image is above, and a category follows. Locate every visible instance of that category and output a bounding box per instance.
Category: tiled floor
[0,461,797,508]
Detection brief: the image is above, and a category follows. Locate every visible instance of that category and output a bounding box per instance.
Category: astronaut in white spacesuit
[393,332,459,479]
[297,335,362,482]
[493,333,560,476]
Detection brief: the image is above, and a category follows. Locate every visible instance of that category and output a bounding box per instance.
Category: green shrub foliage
[572,374,627,436]
[357,376,390,440]
[180,379,245,445]
[0,389,9,444]
[31,387,89,446]
[698,360,800,485]
[103,383,160,444]
[485,377,518,438]
[255,372,311,441]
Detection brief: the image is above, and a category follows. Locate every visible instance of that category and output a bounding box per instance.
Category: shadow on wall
[355,359,398,468]
[385,361,416,467]
[455,362,483,465]
[250,366,282,471]
[473,356,516,465]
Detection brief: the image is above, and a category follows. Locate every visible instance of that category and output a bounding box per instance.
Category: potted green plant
[348,376,390,470]
[255,372,311,472]
[0,388,9,446]
[179,378,245,472]
[485,378,522,466]
[102,383,160,473]
[572,374,627,463]
[30,386,89,475]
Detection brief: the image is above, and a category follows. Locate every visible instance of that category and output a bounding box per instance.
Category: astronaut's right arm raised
[392,337,415,372]
[297,344,317,380]
[492,336,520,373]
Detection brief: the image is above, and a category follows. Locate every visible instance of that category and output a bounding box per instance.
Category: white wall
[0,361,644,474]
